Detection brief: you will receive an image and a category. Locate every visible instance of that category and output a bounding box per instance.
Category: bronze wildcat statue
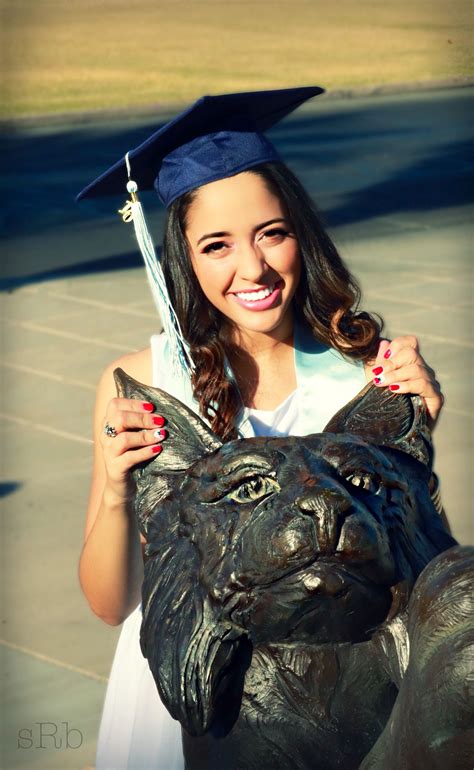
[114,369,473,770]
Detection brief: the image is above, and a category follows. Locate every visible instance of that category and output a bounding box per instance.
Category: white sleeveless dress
[95,321,367,770]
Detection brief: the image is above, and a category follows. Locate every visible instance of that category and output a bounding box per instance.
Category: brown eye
[203,241,226,254]
[262,228,288,240]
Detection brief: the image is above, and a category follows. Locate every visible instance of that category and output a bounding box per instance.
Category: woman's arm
[78,355,167,626]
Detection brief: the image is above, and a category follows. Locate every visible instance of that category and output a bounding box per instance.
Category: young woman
[77,88,444,769]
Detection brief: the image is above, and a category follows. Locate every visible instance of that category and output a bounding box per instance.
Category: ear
[114,367,223,470]
[113,367,223,536]
[139,532,250,737]
[323,383,432,468]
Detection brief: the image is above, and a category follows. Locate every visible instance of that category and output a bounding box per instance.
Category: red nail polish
[151,444,162,454]
[372,366,384,376]
[389,384,400,391]
[374,377,382,384]
[384,349,392,360]
[142,402,154,412]
[152,415,165,427]
[157,429,168,439]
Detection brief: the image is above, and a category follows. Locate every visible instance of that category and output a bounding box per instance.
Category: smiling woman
[185,173,301,336]
[161,160,383,437]
[76,87,446,770]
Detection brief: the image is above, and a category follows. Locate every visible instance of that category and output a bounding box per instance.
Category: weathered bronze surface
[114,369,473,770]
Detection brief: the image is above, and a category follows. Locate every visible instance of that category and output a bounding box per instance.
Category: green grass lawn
[3,0,473,117]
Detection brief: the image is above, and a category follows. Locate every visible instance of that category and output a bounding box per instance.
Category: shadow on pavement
[0,481,23,498]
[1,251,143,290]
[1,88,472,287]
[324,138,473,227]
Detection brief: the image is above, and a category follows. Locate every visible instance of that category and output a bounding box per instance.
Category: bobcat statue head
[113,369,455,741]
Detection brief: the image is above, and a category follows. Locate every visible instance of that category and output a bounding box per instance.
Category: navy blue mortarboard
[76,86,324,379]
[76,85,324,206]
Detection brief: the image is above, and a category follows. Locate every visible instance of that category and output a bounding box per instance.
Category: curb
[1,76,473,130]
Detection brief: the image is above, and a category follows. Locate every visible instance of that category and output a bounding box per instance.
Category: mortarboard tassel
[118,153,194,379]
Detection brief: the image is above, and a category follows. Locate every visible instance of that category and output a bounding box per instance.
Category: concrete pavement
[1,87,472,770]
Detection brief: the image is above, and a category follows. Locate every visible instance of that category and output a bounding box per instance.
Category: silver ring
[104,422,118,438]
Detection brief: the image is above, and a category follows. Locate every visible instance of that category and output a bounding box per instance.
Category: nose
[295,484,353,553]
[236,240,270,283]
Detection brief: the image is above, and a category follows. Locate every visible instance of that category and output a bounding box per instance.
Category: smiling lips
[230,280,283,311]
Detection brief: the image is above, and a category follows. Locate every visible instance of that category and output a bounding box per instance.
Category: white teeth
[235,284,275,301]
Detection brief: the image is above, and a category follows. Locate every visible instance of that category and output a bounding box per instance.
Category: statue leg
[361,545,474,770]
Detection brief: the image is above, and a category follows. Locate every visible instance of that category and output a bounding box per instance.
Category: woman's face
[185,171,301,340]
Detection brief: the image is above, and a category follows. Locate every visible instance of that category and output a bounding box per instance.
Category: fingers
[105,396,157,423]
[104,409,165,436]
[373,335,419,367]
[110,436,166,477]
[112,427,168,455]
[102,397,166,437]
[100,396,170,475]
[372,335,425,384]
[374,338,391,365]
[381,335,420,362]
[372,361,432,388]
[373,360,441,393]
[375,368,437,395]
[370,339,444,428]
[102,422,168,477]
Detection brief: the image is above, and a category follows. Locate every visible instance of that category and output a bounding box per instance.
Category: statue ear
[323,383,432,467]
[113,367,223,536]
[113,367,223,471]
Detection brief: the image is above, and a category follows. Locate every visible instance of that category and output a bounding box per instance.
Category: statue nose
[295,486,352,552]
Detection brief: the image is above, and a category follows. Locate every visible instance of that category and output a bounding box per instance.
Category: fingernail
[374,375,385,385]
[142,402,154,412]
[152,415,165,426]
[389,384,400,391]
[384,349,392,360]
[372,366,384,376]
[151,444,162,454]
[153,429,167,440]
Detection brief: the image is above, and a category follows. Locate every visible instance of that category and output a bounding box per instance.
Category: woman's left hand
[368,335,444,430]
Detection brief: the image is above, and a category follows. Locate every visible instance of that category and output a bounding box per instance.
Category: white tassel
[119,156,194,379]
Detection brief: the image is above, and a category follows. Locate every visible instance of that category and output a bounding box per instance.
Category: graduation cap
[76,86,324,205]
[76,86,325,377]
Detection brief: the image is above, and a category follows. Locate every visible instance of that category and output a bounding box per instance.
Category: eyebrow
[220,454,276,477]
[196,218,288,246]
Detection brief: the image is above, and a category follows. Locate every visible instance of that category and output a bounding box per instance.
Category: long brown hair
[161,161,383,441]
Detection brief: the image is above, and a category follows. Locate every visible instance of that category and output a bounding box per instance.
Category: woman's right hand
[100,396,168,504]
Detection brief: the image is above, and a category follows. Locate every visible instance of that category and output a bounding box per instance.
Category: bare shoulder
[93,346,153,419]
[104,346,153,387]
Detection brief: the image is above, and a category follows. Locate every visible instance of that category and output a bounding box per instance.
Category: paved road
[1,87,472,769]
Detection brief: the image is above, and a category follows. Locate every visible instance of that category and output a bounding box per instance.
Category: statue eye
[228,475,279,504]
[345,472,382,495]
